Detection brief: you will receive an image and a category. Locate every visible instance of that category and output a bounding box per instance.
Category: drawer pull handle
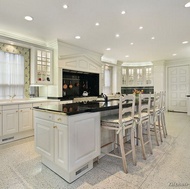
[53,126,57,129]
[57,118,61,121]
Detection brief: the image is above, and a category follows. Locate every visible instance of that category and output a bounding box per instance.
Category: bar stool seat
[101,94,137,173]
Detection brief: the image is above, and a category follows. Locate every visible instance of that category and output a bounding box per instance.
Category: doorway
[167,65,189,112]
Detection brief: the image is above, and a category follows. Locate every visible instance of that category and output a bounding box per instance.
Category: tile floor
[0,112,190,189]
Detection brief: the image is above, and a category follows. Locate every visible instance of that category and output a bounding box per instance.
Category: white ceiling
[0,0,190,63]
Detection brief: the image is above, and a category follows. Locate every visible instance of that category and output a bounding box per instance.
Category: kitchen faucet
[103,94,108,103]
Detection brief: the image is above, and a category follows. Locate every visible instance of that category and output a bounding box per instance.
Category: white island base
[34,110,100,183]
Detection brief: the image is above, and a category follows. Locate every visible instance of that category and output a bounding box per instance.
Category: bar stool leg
[147,119,153,154]
[131,128,137,165]
[157,115,163,142]
[153,118,160,146]
[138,123,146,160]
[118,131,128,173]
[161,113,167,137]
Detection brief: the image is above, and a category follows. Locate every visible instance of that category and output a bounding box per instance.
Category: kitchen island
[33,100,121,183]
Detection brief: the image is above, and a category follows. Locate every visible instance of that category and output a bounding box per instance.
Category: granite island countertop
[33,99,123,115]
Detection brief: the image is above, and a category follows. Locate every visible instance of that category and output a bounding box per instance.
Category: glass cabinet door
[36,49,53,84]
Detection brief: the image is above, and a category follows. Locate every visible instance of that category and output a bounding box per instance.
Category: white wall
[152,60,166,92]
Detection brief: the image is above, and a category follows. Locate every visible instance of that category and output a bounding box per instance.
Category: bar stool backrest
[138,93,151,118]
[119,94,135,126]
[152,92,161,113]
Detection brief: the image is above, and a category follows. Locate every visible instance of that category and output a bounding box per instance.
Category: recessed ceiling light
[185,2,190,7]
[130,42,134,45]
[151,37,155,40]
[75,36,81,39]
[63,4,68,9]
[125,55,129,58]
[139,26,143,30]
[106,48,111,51]
[121,11,126,15]
[115,34,120,38]
[182,41,188,44]
[24,16,33,21]
[95,22,99,26]
[172,54,177,56]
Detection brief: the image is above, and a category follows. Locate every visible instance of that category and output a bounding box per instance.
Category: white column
[152,60,166,92]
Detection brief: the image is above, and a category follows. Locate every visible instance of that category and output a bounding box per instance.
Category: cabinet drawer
[0,106,2,111]
[53,114,67,124]
[3,105,18,110]
[19,103,32,109]
[32,102,48,108]
[33,110,53,121]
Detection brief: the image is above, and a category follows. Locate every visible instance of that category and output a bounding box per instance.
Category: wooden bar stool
[135,93,153,160]
[160,91,167,137]
[101,94,137,173]
[150,92,163,146]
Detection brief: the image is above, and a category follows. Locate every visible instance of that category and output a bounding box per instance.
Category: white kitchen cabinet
[121,66,153,86]
[0,110,2,136]
[54,122,68,170]
[3,109,19,135]
[32,102,48,108]
[31,47,53,85]
[35,118,54,161]
[34,110,100,183]
[19,107,33,132]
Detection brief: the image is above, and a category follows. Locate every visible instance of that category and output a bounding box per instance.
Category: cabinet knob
[20,110,22,112]
[53,126,57,129]
[57,118,61,121]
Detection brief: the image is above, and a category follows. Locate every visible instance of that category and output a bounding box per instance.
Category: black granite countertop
[33,100,123,115]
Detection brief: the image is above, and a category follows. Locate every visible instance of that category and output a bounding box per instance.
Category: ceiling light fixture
[172,54,177,56]
[130,42,134,45]
[115,34,120,38]
[139,26,143,30]
[106,48,111,51]
[95,22,99,26]
[63,4,68,9]
[125,55,129,58]
[185,2,190,7]
[182,41,188,44]
[121,11,126,15]
[24,16,33,21]
[75,36,81,39]
[151,37,155,40]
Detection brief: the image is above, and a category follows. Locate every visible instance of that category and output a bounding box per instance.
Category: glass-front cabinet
[121,66,153,86]
[31,47,53,85]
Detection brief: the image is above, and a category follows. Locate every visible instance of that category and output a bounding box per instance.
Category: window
[103,65,112,94]
[0,50,24,99]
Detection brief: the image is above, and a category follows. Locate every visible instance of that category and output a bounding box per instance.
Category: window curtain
[0,50,24,99]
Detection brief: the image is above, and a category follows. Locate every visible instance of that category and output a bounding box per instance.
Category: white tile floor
[0,112,190,189]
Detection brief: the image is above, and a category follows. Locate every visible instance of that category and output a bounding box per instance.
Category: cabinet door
[34,118,54,161]
[69,112,100,171]
[3,109,18,135]
[19,108,33,131]
[0,111,2,136]
[54,123,68,170]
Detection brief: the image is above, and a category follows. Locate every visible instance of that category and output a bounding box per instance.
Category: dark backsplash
[62,69,99,98]
[121,86,154,94]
